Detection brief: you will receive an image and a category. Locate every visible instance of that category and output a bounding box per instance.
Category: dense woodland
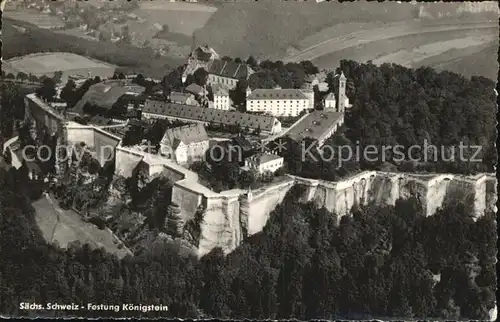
[0,165,496,319]
[274,60,497,180]
[341,60,497,173]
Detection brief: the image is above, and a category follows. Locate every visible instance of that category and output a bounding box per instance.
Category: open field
[295,19,497,51]
[33,195,131,259]
[285,21,497,63]
[132,1,217,36]
[2,18,183,78]
[371,34,496,67]
[299,23,498,80]
[430,44,498,80]
[3,10,65,29]
[5,52,116,75]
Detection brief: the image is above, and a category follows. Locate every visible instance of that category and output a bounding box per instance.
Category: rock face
[296,172,496,220]
[176,171,496,256]
[111,142,496,256]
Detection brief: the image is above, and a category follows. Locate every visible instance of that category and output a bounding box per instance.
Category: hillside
[431,43,499,80]
[194,0,416,59]
[2,18,184,78]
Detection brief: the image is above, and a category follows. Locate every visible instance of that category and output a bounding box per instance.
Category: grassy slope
[194,0,415,59]
[2,18,184,78]
[310,28,497,80]
[431,43,498,80]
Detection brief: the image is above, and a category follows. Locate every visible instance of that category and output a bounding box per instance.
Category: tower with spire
[337,71,347,113]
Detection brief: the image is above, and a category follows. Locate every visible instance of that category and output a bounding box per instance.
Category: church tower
[337,71,347,113]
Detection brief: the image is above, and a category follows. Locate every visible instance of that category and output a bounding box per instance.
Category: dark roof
[208,59,253,80]
[170,92,194,104]
[286,110,344,143]
[247,89,309,101]
[161,123,209,149]
[232,134,253,151]
[185,83,204,96]
[143,99,279,131]
[211,83,229,96]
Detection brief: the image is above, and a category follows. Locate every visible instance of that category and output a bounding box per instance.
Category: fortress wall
[157,165,186,183]
[93,128,121,166]
[198,196,241,256]
[485,176,497,212]
[66,126,96,147]
[107,130,497,255]
[291,172,496,220]
[473,178,487,219]
[115,147,144,178]
[246,179,296,235]
[424,176,453,217]
[172,184,204,223]
[25,94,64,136]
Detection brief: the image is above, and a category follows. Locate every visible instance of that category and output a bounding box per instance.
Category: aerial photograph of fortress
[0,0,498,320]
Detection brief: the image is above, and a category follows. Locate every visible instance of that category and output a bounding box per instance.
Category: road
[284,21,497,63]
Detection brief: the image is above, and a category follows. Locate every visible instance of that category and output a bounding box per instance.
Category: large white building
[246,89,311,117]
[210,84,231,110]
[159,123,210,164]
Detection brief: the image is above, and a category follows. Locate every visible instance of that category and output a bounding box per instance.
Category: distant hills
[194,0,417,60]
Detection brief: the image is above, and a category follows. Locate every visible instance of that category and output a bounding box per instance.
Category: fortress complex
[22,66,497,258]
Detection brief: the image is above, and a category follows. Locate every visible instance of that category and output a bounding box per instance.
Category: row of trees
[0,83,25,141]
[1,71,41,84]
[0,163,496,319]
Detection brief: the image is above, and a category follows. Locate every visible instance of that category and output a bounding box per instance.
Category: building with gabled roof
[142,99,282,134]
[208,59,254,89]
[324,92,336,111]
[159,123,210,164]
[246,88,311,117]
[241,152,284,174]
[185,83,205,97]
[169,91,198,106]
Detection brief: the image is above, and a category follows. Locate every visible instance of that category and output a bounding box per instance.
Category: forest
[275,60,497,181]
[0,162,496,319]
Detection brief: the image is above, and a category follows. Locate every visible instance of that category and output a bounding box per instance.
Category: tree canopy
[0,167,495,319]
